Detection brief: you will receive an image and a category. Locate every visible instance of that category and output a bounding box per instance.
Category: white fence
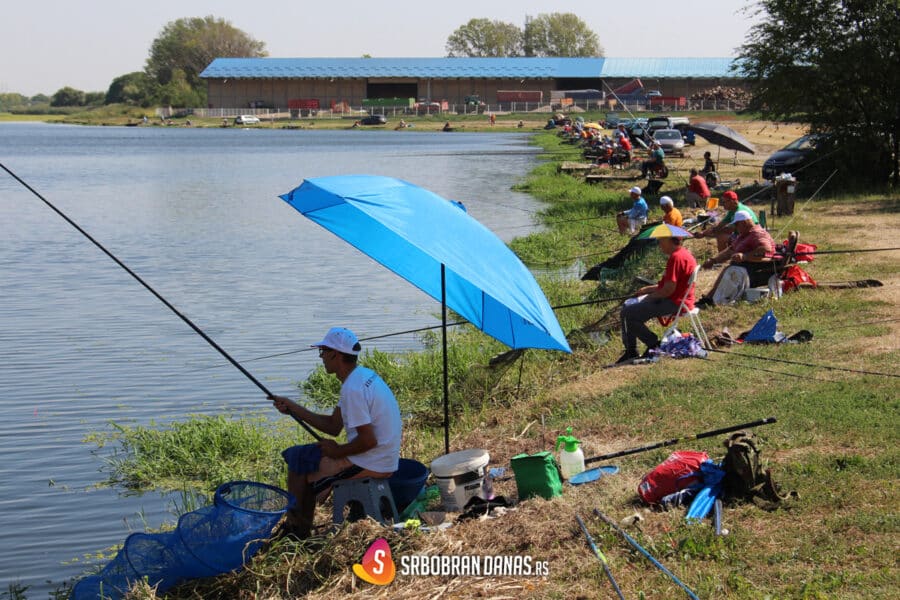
[167,99,745,121]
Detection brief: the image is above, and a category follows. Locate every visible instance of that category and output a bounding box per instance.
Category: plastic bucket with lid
[430,449,489,512]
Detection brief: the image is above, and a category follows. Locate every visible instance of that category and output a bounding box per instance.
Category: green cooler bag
[511,451,564,500]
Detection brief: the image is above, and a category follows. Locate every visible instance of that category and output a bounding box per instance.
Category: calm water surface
[0,123,544,593]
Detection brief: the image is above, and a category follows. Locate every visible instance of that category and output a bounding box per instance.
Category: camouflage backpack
[722,431,795,509]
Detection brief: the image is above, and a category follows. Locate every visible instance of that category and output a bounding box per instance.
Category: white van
[234,115,261,125]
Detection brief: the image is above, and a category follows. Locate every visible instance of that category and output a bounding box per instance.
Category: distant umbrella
[637,223,694,239]
[690,122,756,155]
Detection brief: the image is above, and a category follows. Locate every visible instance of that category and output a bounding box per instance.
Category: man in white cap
[660,196,683,227]
[617,186,649,235]
[696,210,776,307]
[271,327,402,538]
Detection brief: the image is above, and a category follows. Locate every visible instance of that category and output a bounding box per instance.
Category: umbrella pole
[441,264,450,454]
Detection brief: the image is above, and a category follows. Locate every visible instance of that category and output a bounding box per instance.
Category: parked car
[234,114,261,125]
[762,134,825,179]
[360,114,388,125]
[626,118,650,142]
[647,115,691,134]
[652,128,686,157]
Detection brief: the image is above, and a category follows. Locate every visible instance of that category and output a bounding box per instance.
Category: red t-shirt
[658,245,697,310]
[620,137,632,151]
[688,175,711,199]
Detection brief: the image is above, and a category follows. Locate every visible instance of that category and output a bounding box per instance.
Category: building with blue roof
[199,57,743,111]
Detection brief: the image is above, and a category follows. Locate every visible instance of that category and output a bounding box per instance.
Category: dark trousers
[621,296,679,353]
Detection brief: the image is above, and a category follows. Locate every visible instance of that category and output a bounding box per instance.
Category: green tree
[0,93,29,111]
[155,68,205,108]
[50,86,86,107]
[445,18,524,57]
[84,91,105,106]
[30,94,50,105]
[738,0,900,186]
[106,72,156,106]
[145,16,267,105]
[524,13,603,57]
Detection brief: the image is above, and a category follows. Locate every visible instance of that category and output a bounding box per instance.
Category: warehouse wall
[204,77,746,110]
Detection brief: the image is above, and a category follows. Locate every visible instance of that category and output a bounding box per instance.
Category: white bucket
[430,449,489,512]
[745,287,770,303]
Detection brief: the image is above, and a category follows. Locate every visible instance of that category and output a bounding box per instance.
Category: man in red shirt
[685,168,711,208]
[618,236,697,363]
[696,210,777,307]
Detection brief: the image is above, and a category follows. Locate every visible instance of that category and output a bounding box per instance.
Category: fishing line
[828,317,900,330]
[708,347,899,379]
[0,161,323,441]
[196,292,636,370]
[707,350,845,384]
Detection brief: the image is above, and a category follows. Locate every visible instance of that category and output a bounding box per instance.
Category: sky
[0,0,762,97]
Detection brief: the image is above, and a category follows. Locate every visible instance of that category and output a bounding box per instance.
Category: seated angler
[618,234,697,363]
[616,186,649,235]
[271,327,402,539]
[694,190,758,251]
[696,211,776,308]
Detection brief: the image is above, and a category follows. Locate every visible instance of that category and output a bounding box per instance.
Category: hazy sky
[1,0,761,97]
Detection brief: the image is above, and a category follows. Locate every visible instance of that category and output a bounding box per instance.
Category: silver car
[652,129,685,157]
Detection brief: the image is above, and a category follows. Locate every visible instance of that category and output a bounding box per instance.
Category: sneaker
[695,297,715,310]
[641,344,660,358]
[616,350,639,364]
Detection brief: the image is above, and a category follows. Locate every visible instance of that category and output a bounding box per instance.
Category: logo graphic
[352,538,396,585]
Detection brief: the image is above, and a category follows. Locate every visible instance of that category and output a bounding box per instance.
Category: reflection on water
[0,123,544,592]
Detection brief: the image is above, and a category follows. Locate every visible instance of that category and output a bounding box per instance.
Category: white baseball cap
[311,327,361,355]
[629,186,642,195]
[730,210,753,225]
[659,196,674,205]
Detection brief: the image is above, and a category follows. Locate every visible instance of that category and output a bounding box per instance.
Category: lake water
[0,123,544,594]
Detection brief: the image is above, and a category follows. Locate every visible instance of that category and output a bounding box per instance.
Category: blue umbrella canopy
[280,175,571,353]
[280,175,571,453]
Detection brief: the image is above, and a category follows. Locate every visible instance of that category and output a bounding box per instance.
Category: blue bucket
[389,458,429,510]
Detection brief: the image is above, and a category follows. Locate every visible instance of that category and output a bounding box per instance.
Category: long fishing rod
[594,509,700,600]
[0,161,323,442]
[584,417,777,465]
[793,247,900,255]
[575,514,626,600]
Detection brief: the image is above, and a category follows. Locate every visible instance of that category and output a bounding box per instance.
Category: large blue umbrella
[280,175,571,452]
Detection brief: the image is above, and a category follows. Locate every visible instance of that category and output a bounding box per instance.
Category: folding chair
[662,264,711,349]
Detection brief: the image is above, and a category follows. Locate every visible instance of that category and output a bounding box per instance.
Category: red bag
[780,265,817,293]
[783,240,817,262]
[638,450,709,504]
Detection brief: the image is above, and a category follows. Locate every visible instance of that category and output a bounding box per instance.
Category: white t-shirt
[338,366,402,473]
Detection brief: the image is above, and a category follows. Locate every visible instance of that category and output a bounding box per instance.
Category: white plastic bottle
[555,427,585,480]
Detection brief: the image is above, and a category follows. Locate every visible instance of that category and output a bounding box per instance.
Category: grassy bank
[72,126,898,599]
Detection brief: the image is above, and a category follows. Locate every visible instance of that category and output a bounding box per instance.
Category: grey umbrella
[691,122,756,155]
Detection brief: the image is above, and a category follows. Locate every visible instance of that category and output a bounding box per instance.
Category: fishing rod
[0,161,323,442]
[594,509,700,600]
[575,514,626,600]
[584,417,777,465]
[793,247,900,255]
